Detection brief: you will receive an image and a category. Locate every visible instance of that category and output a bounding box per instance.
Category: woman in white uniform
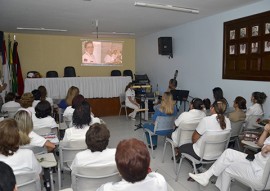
[14,110,55,151]
[71,123,116,175]
[97,138,168,191]
[19,92,35,115]
[177,99,231,164]
[189,123,270,191]
[246,91,267,119]
[0,119,42,179]
[125,83,140,120]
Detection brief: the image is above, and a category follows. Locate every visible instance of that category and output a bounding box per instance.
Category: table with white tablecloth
[24,76,132,99]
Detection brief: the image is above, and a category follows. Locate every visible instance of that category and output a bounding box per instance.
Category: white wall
[136,0,270,116]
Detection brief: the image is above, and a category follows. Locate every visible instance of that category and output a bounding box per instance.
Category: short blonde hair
[20,93,34,108]
[14,110,33,145]
[160,92,175,115]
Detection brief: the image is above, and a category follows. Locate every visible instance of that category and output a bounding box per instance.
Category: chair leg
[162,140,167,163]
[171,145,177,174]
[58,163,61,190]
[175,157,183,182]
[118,107,122,116]
[149,133,154,159]
[124,107,128,118]
[193,162,198,174]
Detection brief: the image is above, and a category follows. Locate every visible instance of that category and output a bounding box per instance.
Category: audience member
[19,92,35,115]
[0,161,17,191]
[166,79,178,92]
[14,110,55,151]
[246,91,267,119]
[63,94,85,121]
[32,100,59,130]
[31,89,41,108]
[97,138,168,191]
[212,87,229,108]
[63,101,91,141]
[143,92,177,149]
[58,86,79,110]
[0,119,42,178]
[71,123,116,174]
[203,98,211,116]
[172,98,206,157]
[189,122,270,190]
[125,82,140,120]
[1,92,21,112]
[177,99,231,167]
[38,85,53,106]
[228,96,246,122]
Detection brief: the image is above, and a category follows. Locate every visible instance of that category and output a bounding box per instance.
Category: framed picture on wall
[239,44,246,54]
[251,42,259,53]
[229,45,235,55]
[266,23,270,34]
[252,25,259,36]
[230,30,235,40]
[265,41,270,52]
[240,27,246,38]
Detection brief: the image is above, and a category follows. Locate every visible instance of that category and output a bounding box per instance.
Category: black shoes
[148,145,157,150]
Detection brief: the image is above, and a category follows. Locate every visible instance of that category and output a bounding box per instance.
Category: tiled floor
[55,116,249,191]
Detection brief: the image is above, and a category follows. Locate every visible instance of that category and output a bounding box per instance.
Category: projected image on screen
[81,40,123,66]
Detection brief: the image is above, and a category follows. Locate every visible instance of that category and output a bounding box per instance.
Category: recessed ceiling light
[92,32,135,36]
[16,27,67,32]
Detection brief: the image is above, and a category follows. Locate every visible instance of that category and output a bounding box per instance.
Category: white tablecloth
[24,76,132,99]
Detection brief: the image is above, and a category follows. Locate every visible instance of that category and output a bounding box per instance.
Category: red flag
[13,41,24,96]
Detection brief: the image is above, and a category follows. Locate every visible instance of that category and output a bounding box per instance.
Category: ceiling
[0,0,262,38]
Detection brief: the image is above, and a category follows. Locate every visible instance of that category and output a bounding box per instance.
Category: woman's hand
[264,124,270,133]
[261,145,270,157]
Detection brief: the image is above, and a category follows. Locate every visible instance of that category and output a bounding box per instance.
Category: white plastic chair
[3,106,21,118]
[33,126,52,136]
[229,120,244,150]
[144,116,175,158]
[72,164,121,191]
[58,140,87,190]
[162,122,199,173]
[175,131,231,181]
[16,171,41,191]
[118,93,128,118]
[20,145,47,155]
[245,115,263,130]
[229,157,270,190]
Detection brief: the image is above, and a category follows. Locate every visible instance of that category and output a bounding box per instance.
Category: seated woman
[70,123,116,174]
[177,99,231,165]
[246,91,267,119]
[97,138,168,191]
[0,161,17,191]
[63,94,85,122]
[63,101,92,141]
[228,96,246,122]
[0,119,42,179]
[14,110,55,151]
[32,100,59,131]
[1,92,21,112]
[213,87,229,109]
[203,98,211,116]
[189,123,270,190]
[172,98,205,156]
[125,82,140,120]
[58,86,79,110]
[31,89,41,108]
[38,85,53,106]
[19,92,35,115]
[143,92,177,149]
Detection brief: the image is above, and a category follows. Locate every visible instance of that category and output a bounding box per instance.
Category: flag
[8,39,17,94]
[1,40,11,94]
[13,41,24,96]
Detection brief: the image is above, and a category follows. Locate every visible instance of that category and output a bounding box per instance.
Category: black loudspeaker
[158,37,173,56]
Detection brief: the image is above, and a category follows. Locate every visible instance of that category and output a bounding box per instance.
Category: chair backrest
[20,145,47,155]
[177,122,199,146]
[59,140,87,169]
[16,171,40,191]
[72,164,121,191]
[123,70,133,80]
[3,106,21,118]
[46,70,59,78]
[154,116,175,133]
[33,126,52,136]
[230,120,244,137]
[111,70,121,76]
[119,93,126,106]
[199,131,231,160]
[245,115,263,130]
[64,66,76,77]
[261,157,270,190]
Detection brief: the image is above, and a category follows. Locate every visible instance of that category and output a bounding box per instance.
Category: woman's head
[211,99,227,130]
[251,92,267,105]
[86,123,110,152]
[115,138,150,183]
[234,96,247,110]
[31,89,41,101]
[160,92,175,114]
[0,119,20,156]
[38,86,47,101]
[14,110,33,146]
[72,94,85,109]
[213,87,224,101]
[125,82,133,92]
[20,93,34,108]
[35,100,52,118]
[66,86,79,106]
[190,98,204,110]
[5,92,16,103]
[0,161,17,191]
[72,101,91,128]
[203,98,211,110]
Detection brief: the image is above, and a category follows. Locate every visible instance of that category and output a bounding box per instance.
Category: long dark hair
[212,99,227,130]
[72,101,91,129]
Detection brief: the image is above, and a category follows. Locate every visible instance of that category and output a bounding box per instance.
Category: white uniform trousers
[210,149,263,191]
[126,103,139,118]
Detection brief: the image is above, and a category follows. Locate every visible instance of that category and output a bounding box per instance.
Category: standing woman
[246,91,267,118]
[177,99,231,165]
[125,83,140,120]
[143,92,177,149]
